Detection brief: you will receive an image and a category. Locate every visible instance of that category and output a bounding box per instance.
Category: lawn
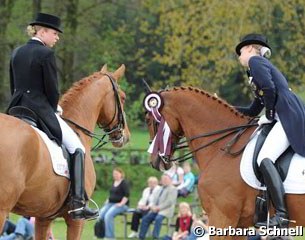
[90,127,151,164]
[92,127,150,152]
[46,188,198,239]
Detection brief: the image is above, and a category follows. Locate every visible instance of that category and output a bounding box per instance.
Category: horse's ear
[100,64,108,73]
[113,64,126,80]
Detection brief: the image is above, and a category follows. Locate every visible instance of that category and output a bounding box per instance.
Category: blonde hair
[26,25,44,37]
[252,44,271,58]
[148,176,158,184]
[113,167,125,178]
[252,44,262,54]
[178,202,192,217]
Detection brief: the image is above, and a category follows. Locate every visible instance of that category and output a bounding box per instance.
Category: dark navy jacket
[236,56,305,157]
[7,39,62,145]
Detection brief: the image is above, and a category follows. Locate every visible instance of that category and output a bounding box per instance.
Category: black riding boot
[69,148,99,220]
[255,158,289,228]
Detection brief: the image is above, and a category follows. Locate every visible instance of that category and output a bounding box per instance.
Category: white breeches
[56,114,85,154]
[257,119,290,166]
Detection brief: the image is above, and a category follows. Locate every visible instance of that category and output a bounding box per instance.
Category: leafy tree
[1,0,305,126]
[134,0,305,106]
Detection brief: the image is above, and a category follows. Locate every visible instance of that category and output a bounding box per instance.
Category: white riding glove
[56,105,63,116]
[257,115,273,126]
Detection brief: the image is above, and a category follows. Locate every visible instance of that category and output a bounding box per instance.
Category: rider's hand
[265,108,275,120]
[56,105,63,115]
[257,115,273,126]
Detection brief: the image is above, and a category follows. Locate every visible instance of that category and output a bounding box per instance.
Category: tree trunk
[0,0,16,110]
[32,0,42,17]
[58,0,79,92]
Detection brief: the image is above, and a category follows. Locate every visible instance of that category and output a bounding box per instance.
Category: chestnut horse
[0,65,130,240]
[145,86,305,240]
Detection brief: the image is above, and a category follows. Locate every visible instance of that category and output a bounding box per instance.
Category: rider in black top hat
[7,12,98,220]
[235,33,305,228]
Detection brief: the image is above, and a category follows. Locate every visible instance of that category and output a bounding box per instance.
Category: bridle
[142,83,259,165]
[98,73,126,137]
[149,112,258,164]
[171,120,258,162]
[62,73,126,151]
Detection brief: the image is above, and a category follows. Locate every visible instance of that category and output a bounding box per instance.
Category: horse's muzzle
[110,130,129,147]
[150,155,172,171]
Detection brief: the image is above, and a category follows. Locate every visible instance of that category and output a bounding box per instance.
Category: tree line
[0,0,304,127]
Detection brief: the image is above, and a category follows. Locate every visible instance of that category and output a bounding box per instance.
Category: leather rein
[62,73,126,151]
[159,119,258,163]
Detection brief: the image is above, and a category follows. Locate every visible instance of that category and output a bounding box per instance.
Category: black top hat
[235,33,270,55]
[30,13,63,33]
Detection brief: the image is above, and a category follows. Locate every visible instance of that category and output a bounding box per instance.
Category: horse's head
[97,64,130,147]
[144,91,184,171]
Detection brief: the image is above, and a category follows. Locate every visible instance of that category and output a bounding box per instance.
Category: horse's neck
[186,110,247,171]
[167,90,250,169]
[61,80,106,146]
[176,95,248,138]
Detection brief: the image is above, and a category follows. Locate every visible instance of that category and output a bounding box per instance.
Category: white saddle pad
[32,126,70,179]
[240,130,305,194]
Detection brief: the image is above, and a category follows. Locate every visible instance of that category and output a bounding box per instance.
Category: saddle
[8,106,70,166]
[8,106,38,127]
[252,123,294,184]
[252,123,294,224]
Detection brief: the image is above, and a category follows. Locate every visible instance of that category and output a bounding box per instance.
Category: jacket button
[26,90,30,93]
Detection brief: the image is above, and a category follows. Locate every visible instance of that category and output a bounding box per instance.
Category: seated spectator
[128,176,161,238]
[247,231,266,240]
[95,167,130,239]
[177,162,195,197]
[186,210,209,240]
[162,202,193,240]
[165,163,184,187]
[0,218,16,237]
[139,173,178,240]
[0,216,34,240]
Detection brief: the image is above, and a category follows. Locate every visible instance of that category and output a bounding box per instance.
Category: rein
[62,73,126,151]
[163,120,258,163]
[61,117,108,151]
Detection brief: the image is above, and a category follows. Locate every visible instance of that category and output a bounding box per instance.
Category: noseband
[62,73,126,151]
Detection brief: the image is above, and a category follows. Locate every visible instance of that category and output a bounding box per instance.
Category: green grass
[51,188,198,239]
[93,127,150,150]
[8,186,197,239]
[90,127,151,163]
[124,127,151,149]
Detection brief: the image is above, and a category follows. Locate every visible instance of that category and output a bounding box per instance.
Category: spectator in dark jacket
[97,167,130,239]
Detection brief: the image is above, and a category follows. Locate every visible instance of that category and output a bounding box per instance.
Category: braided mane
[162,86,247,119]
[60,71,102,105]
